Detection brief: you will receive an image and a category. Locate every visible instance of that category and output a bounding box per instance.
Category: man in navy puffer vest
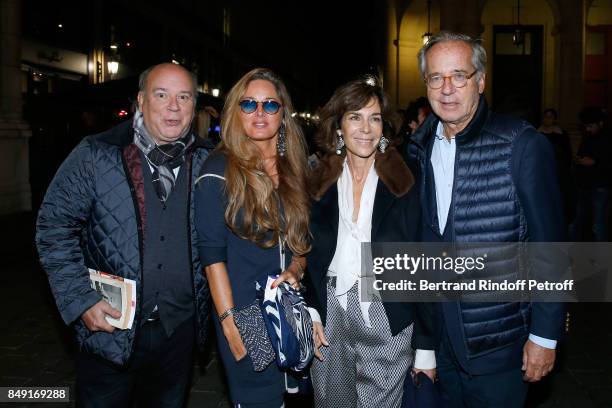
[408,32,566,407]
[36,63,212,407]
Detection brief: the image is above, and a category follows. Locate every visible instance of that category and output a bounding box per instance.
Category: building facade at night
[384,0,612,131]
[1,0,351,215]
[2,0,612,214]
[0,0,302,214]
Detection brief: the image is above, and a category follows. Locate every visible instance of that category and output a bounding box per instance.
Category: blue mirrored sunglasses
[239,99,282,115]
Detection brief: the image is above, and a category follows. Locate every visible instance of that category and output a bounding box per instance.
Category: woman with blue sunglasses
[194,68,311,407]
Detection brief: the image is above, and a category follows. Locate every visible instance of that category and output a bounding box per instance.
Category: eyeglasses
[424,70,478,89]
[239,99,282,115]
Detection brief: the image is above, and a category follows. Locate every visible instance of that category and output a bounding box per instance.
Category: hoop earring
[277,122,287,157]
[335,130,345,155]
[378,135,389,153]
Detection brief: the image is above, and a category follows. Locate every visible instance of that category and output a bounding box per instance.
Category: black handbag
[233,300,276,372]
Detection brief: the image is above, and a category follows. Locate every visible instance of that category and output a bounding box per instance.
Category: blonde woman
[194,68,310,407]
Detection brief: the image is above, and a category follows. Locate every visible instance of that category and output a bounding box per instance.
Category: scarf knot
[132,110,194,202]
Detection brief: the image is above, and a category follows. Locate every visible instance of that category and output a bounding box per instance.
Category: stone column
[556,0,586,132]
[0,0,31,214]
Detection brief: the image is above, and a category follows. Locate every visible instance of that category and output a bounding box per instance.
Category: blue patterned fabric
[256,276,314,372]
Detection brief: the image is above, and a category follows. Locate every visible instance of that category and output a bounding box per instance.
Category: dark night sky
[248,0,386,105]
[22,0,386,109]
[218,0,387,107]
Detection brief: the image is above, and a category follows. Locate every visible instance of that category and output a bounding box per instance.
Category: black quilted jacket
[36,120,212,366]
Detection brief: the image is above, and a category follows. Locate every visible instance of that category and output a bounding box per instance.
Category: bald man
[37,63,213,407]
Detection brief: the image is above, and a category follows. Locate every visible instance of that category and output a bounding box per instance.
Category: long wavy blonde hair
[218,68,310,256]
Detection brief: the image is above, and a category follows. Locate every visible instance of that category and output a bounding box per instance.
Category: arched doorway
[385,0,440,109]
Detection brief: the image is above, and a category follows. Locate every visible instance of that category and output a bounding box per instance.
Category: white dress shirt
[309,159,436,369]
[431,122,456,234]
[327,159,378,327]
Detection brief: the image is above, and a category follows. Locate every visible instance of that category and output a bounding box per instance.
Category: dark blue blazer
[304,149,436,349]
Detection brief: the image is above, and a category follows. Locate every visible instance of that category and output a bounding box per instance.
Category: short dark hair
[405,97,431,123]
[316,76,395,155]
[543,108,558,120]
[579,107,605,125]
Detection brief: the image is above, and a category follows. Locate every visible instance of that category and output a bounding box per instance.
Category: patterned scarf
[132,110,194,202]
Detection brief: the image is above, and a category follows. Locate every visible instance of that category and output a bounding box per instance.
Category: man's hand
[81,300,121,333]
[313,321,329,361]
[413,368,437,382]
[522,339,556,382]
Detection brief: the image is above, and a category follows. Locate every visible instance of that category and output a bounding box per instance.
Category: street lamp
[512,0,524,46]
[107,60,119,78]
[107,26,120,79]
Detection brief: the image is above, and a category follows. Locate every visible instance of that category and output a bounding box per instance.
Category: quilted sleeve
[35,138,102,325]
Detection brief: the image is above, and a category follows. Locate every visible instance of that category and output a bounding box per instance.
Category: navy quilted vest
[410,98,532,357]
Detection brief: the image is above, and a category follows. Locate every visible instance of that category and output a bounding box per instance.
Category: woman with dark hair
[304,77,436,407]
[194,68,310,407]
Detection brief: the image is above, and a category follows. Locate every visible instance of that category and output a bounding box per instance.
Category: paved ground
[1,212,611,407]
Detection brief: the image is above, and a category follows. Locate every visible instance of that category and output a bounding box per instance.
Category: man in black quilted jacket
[36,63,212,407]
[409,32,566,407]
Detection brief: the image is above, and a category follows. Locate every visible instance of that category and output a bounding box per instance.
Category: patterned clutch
[233,300,276,372]
[256,276,315,372]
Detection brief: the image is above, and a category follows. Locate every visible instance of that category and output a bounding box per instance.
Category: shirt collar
[435,121,456,142]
